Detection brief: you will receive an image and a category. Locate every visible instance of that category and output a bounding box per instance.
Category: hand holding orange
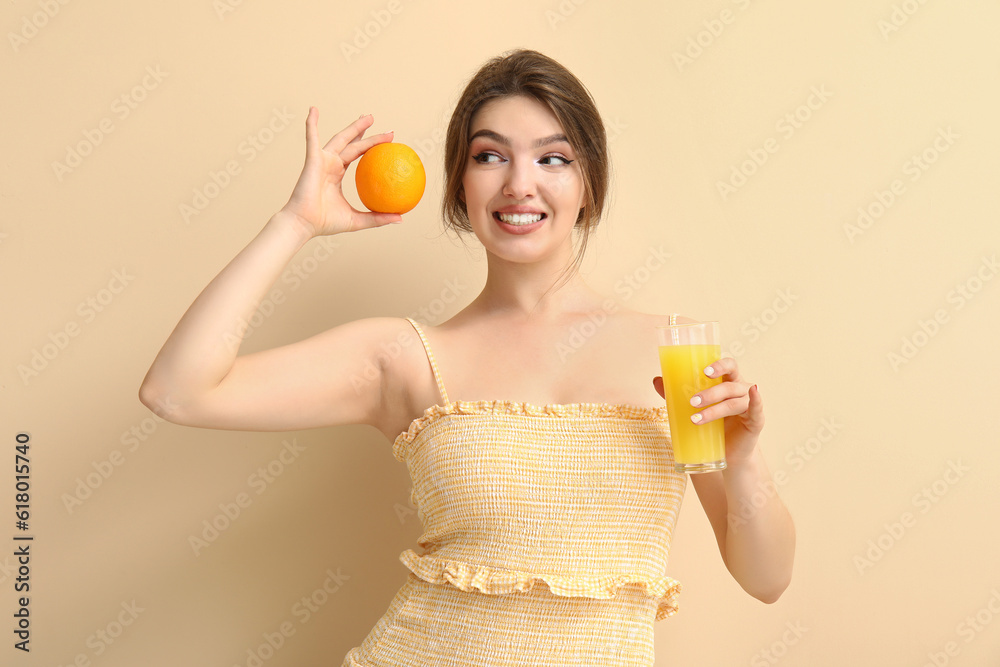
[354,142,426,214]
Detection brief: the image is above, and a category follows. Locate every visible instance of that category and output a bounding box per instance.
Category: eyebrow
[468,129,571,149]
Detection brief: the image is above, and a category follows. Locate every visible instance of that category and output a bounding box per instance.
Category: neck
[469,256,604,322]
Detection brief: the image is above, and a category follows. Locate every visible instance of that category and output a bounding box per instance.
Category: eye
[471,151,503,164]
[470,151,575,166]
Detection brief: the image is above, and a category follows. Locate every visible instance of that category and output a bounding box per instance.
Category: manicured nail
[691,413,703,424]
[690,395,702,407]
[704,366,715,377]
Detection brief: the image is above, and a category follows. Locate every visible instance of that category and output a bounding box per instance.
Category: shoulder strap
[404,317,451,406]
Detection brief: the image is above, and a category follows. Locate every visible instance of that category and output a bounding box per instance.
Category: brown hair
[441,49,611,285]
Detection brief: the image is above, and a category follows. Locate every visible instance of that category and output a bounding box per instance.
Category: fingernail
[704,366,715,377]
[690,395,702,407]
[691,413,703,424]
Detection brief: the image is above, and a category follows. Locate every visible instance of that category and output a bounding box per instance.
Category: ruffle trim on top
[398,549,681,621]
[392,400,670,462]
[342,647,367,666]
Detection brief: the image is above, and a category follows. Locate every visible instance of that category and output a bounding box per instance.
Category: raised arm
[138,109,405,432]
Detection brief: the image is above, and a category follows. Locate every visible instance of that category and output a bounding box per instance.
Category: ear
[458,186,465,204]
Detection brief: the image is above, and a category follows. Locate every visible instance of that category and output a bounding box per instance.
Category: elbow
[746,569,793,604]
[754,581,789,605]
[137,381,186,424]
[727,552,794,604]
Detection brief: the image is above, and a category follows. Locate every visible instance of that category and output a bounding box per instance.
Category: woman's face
[460,95,586,266]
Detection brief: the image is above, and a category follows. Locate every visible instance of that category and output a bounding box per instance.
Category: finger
[690,379,752,410]
[691,394,751,425]
[323,114,376,154]
[714,384,765,432]
[652,376,665,399]
[704,356,740,382]
[339,130,395,165]
[304,106,319,163]
[746,383,765,427]
[350,209,404,230]
[346,120,372,146]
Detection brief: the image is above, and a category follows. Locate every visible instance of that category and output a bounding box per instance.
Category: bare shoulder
[369,316,444,442]
[324,315,434,440]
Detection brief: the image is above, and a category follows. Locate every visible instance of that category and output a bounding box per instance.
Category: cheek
[551,173,585,207]
[461,172,483,202]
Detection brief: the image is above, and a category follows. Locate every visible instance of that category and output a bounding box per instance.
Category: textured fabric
[342,317,687,666]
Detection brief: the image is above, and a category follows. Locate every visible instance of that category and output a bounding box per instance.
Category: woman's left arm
[654,358,796,603]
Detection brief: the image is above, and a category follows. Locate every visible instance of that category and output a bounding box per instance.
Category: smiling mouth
[493,212,547,226]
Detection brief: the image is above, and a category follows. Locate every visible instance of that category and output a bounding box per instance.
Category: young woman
[140,49,794,666]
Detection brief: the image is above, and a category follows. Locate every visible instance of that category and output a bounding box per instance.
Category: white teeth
[498,213,543,225]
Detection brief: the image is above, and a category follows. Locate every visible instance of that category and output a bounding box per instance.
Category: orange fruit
[355,142,426,214]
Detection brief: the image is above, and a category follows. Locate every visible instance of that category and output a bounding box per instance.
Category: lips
[493,210,547,234]
[493,211,546,224]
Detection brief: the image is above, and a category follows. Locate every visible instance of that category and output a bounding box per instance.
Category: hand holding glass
[656,322,726,473]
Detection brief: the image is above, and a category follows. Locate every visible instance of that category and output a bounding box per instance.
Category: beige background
[3,1,999,665]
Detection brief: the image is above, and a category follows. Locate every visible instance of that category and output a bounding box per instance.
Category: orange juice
[658,344,726,472]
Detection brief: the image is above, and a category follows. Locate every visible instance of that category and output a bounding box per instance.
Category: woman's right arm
[138,108,405,432]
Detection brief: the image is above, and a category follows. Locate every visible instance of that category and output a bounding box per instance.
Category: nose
[502,157,537,200]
